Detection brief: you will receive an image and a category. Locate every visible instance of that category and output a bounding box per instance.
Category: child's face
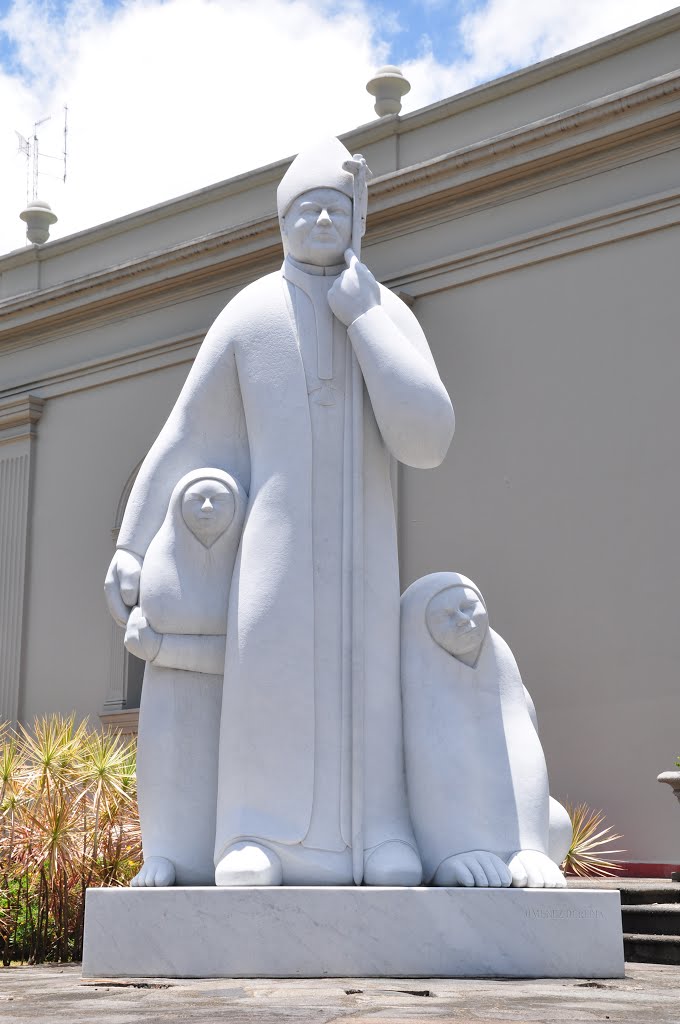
[426,585,488,663]
[181,479,235,547]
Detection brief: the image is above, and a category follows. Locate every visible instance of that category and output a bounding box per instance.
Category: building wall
[2,11,680,863]
[401,224,680,863]
[20,362,189,723]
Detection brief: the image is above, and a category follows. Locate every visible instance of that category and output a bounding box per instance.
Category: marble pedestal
[82,886,624,979]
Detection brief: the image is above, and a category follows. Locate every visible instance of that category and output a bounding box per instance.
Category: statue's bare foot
[508,849,566,888]
[215,842,283,886]
[130,856,176,887]
[433,851,511,887]
[364,841,422,886]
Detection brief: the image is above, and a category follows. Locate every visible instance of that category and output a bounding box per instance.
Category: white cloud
[458,0,677,80]
[0,0,391,249]
[0,0,677,252]
[400,0,678,113]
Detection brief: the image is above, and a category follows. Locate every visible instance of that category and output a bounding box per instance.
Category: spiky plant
[561,801,624,878]
[0,716,141,965]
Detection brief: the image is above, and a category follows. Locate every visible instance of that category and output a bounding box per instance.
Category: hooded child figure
[123,469,246,886]
[401,572,569,888]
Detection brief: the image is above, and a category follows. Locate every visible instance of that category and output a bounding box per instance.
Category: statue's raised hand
[327,248,380,327]
[104,549,144,627]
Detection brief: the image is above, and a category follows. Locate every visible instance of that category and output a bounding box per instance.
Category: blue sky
[0,0,479,67]
[380,0,477,65]
[0,0,677,248]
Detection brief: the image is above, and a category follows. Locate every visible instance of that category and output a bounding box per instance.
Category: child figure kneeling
[401,572,570,888]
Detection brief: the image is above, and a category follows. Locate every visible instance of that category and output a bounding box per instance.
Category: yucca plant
[0,715,141,965]
[561,801,624,878]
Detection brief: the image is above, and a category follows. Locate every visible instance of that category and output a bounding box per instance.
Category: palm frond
[562,801,625,878]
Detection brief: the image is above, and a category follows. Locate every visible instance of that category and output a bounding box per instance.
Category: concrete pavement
[2,962,680,1024]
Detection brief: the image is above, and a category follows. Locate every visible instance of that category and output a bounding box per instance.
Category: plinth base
[82,886,624,978]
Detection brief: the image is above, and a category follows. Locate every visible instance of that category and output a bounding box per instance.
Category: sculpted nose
[316,208,332,227]
[201,498,213,511]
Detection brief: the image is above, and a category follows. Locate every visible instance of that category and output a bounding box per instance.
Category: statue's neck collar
[284,255,345,279]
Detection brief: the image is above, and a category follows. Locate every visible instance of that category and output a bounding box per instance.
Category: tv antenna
[15,105,68,204]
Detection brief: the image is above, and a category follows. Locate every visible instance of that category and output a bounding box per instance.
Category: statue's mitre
[277,137,354,219]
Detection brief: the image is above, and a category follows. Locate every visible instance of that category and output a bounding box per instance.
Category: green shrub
[0,715,141,964]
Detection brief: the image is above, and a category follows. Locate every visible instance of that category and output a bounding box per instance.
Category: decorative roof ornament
[20,199,57,245]
[366,66,411,117]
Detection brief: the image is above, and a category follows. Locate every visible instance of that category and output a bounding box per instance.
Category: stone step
[624,932,680,965]
[619,887,680,906]
[622,904,680,935]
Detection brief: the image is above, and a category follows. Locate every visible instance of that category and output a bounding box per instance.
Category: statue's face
[181,479,235,547]
[426,585,488,665]
[281,187,352,267]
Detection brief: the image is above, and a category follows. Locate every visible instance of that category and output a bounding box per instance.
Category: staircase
[569,877,680,965]
[621,884,680,965]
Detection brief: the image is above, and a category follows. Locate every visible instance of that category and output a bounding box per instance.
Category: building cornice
[391,187,680,296]
[2,9,679,271]
[0,70,679,351]
[0,395,44,445]
[1,185,677,403]
[387,7,680,135]
[367,70,680,225]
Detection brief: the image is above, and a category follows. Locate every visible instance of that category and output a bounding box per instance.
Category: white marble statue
[105,136,455,887]
[400,572,569,888]
[122,469,246,886]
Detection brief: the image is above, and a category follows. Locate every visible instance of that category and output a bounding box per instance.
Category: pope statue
[105,137,455,888]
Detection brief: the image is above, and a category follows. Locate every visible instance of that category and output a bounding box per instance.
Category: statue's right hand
[104,549,144,627]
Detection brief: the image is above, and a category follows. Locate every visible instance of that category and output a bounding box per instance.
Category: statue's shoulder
[378,282,406,309]
[378,284,423,337]
[222,271,284,321]
[205,271,284,342]
[487,629,523,681]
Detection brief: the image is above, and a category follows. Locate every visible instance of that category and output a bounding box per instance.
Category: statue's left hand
[124,606,162,663]
[327,248,380,327]
[105,549,144,627]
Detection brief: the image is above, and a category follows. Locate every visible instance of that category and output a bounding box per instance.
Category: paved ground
[2,962,680,1024]
[3,881,679,1024]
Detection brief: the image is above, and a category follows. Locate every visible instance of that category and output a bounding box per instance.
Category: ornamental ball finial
[366,65,411,117]
[20,199,58,245]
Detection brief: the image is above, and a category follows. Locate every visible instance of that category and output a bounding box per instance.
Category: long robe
[117,260,454,861]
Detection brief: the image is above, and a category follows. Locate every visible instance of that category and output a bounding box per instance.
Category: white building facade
[1,9,680,868]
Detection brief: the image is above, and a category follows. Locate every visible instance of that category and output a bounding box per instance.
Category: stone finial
[366,66,411,117]
[20,199,58,245]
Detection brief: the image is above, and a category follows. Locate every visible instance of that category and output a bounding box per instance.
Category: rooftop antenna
[63,104,68,185]
[15,129,30,205]
[15,107,68,245]
[32,115,51,200]
[15,107,68,202]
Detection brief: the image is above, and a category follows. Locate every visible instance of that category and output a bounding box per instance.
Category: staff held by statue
[342,153,373,885]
